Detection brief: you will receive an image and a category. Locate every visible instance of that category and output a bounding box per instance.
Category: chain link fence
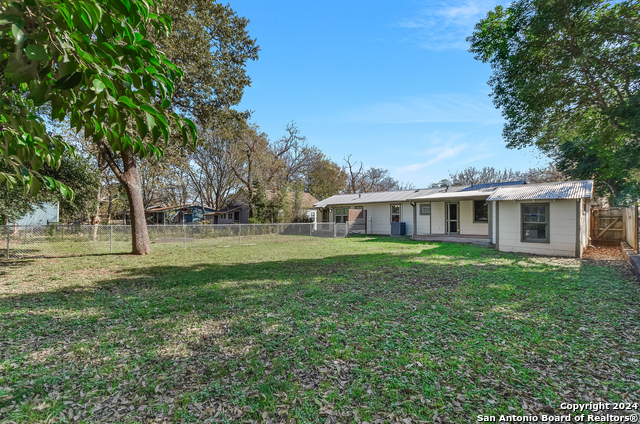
[1,223,348,259]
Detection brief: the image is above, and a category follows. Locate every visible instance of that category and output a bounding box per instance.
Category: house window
[335,207,348,223]
[474,200,489,222]
[390,204,401,222]
[420,203,431,215]
[309,211,316,221]
[522,203,549,243]
[234,211,240,223]
[322,209,329,222]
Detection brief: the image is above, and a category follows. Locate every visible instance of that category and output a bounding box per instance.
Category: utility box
[391,222,406,236]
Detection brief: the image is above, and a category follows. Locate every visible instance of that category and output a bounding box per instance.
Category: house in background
[205,202,250,224]
[10,202,59,225]
[314,180,594,258]
[269,191,319,222]
[205,191,320,224]
[117,204,216,225]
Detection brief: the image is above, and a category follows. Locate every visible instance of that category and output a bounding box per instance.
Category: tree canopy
[468,0,640,150]
[0,0,196,196]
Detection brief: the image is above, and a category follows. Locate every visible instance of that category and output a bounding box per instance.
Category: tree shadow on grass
[1,244,638,422]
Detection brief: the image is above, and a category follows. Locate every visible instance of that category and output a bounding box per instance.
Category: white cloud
[396,1,506,50]
[344,94,502,125]
[396,143,467,173]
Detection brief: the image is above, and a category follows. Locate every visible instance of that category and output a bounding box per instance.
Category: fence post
[183,225,186,249]
[277,224,279,243]
[333,223,336,239]
[6,225,9,260]
[61,224,64,242]
[110,225,113,253]
[310,223,312,240]
[239,224,242,246]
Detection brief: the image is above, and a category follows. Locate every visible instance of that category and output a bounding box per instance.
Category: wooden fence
[591,207,638,251]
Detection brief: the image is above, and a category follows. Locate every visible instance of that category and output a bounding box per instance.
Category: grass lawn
[1,236,639,423]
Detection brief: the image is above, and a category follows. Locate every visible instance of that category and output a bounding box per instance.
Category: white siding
[459,200,489,236]
[401,202,413,236]
[431,202,446,234]
[416,202,431,235]
[497,199,579,257]
[491,201,497,243]
[579,200,590,256]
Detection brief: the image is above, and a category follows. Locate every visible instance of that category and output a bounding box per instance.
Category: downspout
[495,201,500,251]
[410,201,417,238]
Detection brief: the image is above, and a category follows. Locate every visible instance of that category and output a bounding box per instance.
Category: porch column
[411,202,417,237]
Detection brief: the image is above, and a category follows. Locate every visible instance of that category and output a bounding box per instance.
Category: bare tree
[188,128,241,209]
[344,154,364,193]
[343,155,412,193]
[447,165,567,186]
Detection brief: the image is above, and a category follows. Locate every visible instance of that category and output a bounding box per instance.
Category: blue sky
[230,0,549,188]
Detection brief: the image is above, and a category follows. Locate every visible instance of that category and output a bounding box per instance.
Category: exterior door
[447,203,459,235]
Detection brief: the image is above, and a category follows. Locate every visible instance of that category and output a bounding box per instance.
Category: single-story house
[204,203,250,224]
[117,204,216,225]
[206,191,320,224]
[314,180,594,257]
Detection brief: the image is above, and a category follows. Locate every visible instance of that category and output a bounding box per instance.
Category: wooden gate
[591,208,631,246]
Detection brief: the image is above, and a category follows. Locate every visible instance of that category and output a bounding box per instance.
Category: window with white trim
[419,203,431,215]
[391,204,401,222]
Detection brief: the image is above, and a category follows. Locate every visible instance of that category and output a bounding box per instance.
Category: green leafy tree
[468,0,639,149]
[548,137,640,204]
[154,0,259,124]
[249,178,267,223]
[304,154,347,200]
[468,0,640,200]
[1,0,197,254]
[0,152,99,224]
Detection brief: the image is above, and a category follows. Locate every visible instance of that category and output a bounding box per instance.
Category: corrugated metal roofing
[313,189,421,208]
[313,181,527,207]
[487,180,594,201]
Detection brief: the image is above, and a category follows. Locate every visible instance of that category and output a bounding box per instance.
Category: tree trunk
[118,150,151,255]
[91,184,101,241]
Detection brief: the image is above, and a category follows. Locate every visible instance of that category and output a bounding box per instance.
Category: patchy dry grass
[0,236,639,423]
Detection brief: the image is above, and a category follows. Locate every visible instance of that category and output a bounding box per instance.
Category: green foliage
[548,137,640,204]
[0,0,196,196]
[249,179,268,223]
[155,0,259,123]
[468,0,640,150]
[305,154,347,200]
[39,152,101,221]
[0,152,100,223]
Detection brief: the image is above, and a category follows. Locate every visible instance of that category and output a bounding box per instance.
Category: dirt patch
[583,245,627,261]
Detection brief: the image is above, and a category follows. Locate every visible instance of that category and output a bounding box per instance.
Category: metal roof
[313,181,527,207]
[313,189,421,208]
[487,180,594,201]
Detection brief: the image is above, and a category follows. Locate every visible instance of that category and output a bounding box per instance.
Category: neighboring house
[266,191,319,222]
[204,202,250,224]
[117,204,216,225]
[314,180,594,258]
[11,202,59,225]
[205,191,320,224]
